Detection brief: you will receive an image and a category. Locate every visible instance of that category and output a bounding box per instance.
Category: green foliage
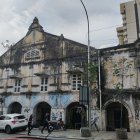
[113,57,134,90]
[88,63,98,84]
[113,64,120,76]
[82,62,98,87]
[115,82,123,94]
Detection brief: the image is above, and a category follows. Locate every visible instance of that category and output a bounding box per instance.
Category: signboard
[79,86,89,105]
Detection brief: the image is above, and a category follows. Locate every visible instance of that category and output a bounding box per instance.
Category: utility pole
[98,50,102,130]
[80,0,91,127]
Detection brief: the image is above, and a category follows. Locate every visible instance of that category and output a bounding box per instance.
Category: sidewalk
[18,128,140,140]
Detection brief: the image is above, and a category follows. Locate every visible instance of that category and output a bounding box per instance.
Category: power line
[90,21,136,32]
[91,24,121,32]
[91,38,117,42]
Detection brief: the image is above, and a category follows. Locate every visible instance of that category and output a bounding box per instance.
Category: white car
[0,113,28,134]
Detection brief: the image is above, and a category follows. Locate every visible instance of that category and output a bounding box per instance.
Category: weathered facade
[0,17,96,129]
[100,41,140,131]
[2,17,140,132]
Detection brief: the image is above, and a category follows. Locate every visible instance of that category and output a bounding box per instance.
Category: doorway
[66,102,86,129]
[106,102,129,131]
[33,102,51,127]
[7,102,22,114]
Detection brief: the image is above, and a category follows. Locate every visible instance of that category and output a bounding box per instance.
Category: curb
[17,132,94,140]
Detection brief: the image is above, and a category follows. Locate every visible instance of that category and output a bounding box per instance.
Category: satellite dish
[1,40,14,48]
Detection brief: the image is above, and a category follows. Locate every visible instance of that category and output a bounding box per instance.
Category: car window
[5,116,11,120]
[14,115,25,119]
[0,116,5,120]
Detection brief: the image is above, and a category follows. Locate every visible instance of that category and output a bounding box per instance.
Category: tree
[113,57,134,128]
[82,62,98,89]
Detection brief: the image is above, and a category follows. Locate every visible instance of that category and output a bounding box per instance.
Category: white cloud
[0,0,130,55]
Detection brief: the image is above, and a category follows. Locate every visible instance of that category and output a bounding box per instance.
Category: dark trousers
[28,123,33,134]
[91,122,99,132]
[41,122,50,133]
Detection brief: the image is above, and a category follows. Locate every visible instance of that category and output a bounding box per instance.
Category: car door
[0,116,6,129]
[15,115,27,127]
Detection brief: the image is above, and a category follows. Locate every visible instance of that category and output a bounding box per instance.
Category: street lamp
[80,0,91,127]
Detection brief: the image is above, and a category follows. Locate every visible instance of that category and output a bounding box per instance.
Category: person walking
[41,113,50,134]
[91,116,99,132]
[27,114,33,135]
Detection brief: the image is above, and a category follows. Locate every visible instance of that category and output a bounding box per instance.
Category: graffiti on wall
[91,110,99,130]
[51,109,64,121]
[49,94,70,108]
[133,99,140,120]
[24,107,31,119]
[24,108,30,113]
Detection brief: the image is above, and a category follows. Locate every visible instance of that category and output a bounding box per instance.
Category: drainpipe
[136,45,139,90]
[134,0,139,89]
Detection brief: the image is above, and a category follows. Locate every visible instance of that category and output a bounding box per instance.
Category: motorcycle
[49,119,66,132]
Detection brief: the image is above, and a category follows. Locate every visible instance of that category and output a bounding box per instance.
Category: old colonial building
[100,40,140,132]
[0,17,96,129]
[2,17,140,132]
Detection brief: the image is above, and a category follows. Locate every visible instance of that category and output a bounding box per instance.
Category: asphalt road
[0,131,65,140]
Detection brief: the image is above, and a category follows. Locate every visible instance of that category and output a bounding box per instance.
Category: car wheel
[5,125,11,134]
[63,126,66,131]
[22,127,27,131]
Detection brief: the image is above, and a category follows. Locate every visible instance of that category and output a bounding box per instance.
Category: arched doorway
[66,102,86,129]
[33,102,51,127]
[106,102,129,131]
[7,102,22,114]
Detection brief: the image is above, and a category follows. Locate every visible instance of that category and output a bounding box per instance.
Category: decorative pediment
[27,17,44,34]
[23,17,45,45]
[23,30,44,45]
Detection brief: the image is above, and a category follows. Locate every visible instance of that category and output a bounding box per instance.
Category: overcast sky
[0,0,130,55]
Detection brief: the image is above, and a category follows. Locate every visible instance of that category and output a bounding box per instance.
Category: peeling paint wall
[102,49,136,89]
[0,18,95,127]
[101,43,140,131]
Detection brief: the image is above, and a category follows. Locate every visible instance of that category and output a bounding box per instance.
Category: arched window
[25,49,40,61]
